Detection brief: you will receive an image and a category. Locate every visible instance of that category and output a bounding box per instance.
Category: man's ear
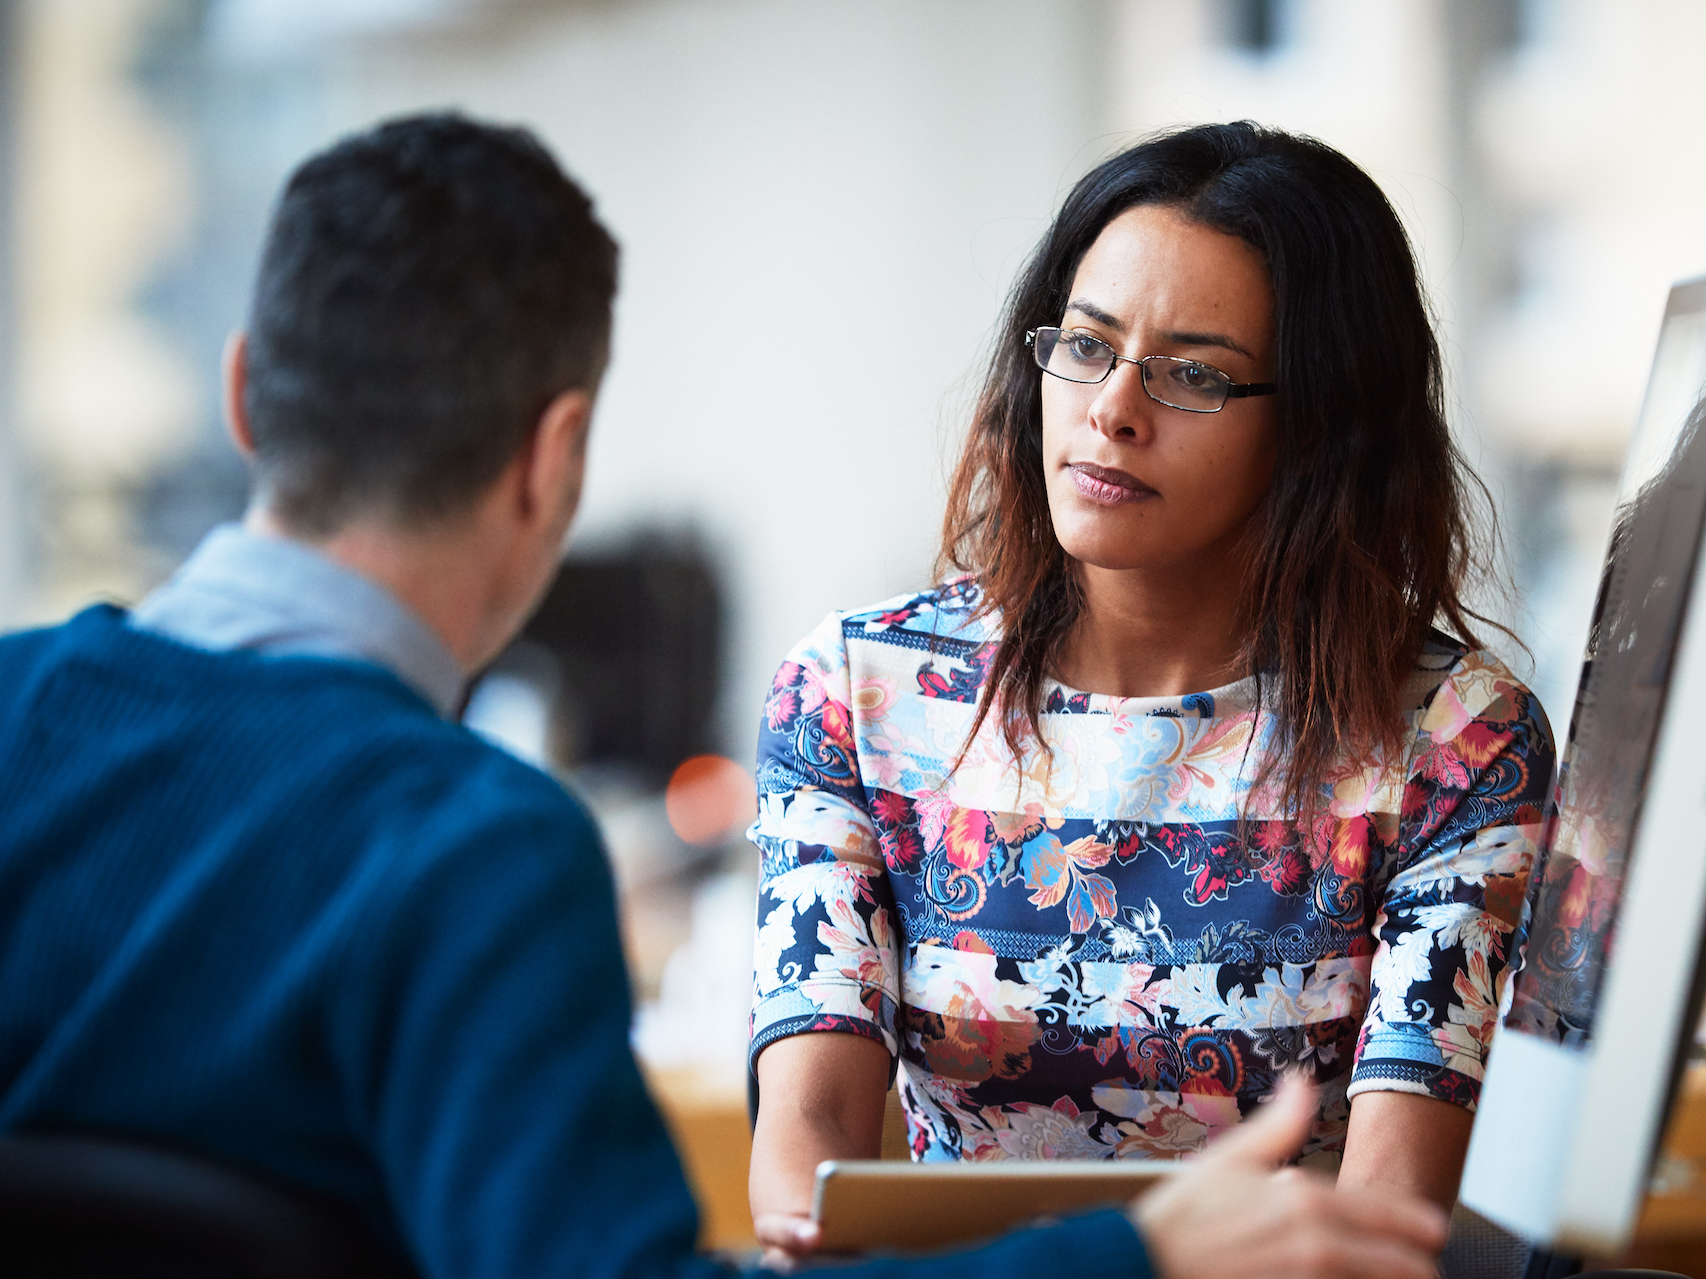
[521,387,595,527]
[222,331,257,460]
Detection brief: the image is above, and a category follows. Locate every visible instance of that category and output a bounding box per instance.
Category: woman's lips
[1068,462,1156,506]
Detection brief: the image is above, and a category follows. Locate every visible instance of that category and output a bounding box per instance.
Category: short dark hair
[243,112,619,534]
[942,121,1497,821]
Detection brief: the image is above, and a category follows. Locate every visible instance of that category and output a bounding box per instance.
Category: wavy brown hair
[940,121,1498,823]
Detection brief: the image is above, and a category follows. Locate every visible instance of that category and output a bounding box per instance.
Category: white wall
[1099,0,1706,728]
[303,0,1109,760]
[1466,0,1706,723]
[1107,0,1458,364]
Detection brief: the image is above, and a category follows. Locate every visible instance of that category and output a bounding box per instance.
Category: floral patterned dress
[748,581,1553,1161]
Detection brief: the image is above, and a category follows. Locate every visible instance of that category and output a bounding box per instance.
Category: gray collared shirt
[130,524,466,718]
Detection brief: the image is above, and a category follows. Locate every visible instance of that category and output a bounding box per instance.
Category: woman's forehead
[1067,205,1273,350]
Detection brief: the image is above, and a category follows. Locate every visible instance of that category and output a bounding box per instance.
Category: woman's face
[1041,203,1278,578]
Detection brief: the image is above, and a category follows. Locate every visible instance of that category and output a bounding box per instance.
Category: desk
[645,1075,911,1252]
[650,1065,1706,1269]
[645,1069,755,1251]
[1622,1064,1706,1274]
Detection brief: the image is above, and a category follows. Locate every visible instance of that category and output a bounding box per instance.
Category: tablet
[810,1158,1175,1252]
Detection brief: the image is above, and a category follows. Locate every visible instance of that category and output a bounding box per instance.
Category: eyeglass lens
[1031,326,1232,412]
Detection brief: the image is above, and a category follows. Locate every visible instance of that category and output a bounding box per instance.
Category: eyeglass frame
[1025,326,1278,414]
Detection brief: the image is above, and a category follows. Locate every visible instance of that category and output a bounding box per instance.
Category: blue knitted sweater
[0,608,1149,1279]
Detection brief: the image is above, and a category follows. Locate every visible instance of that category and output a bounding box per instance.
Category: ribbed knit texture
[0,607,1151,1279]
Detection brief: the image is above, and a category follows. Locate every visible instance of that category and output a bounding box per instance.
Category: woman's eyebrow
[1064,298,1125,332]
[1163,329,1255,359]
[1066,300,1255,360]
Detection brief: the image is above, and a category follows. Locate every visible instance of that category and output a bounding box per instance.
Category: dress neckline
[1036,668,1263,718]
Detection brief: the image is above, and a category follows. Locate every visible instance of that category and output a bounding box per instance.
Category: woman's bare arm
[749,1030,891,1256]
[1142,1078,1448,1279]
[1336,1090,1474,1213]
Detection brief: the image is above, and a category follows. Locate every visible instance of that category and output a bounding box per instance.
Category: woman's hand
[751,1215,821,1270]
[1135,1077,1449,1279]
[749,1030,890,1266]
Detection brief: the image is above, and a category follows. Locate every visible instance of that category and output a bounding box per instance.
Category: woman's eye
[1172,362,1222,389]
[1066,334,1108,362]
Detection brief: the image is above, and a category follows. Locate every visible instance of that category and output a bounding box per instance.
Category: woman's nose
[1087,362,1156,442]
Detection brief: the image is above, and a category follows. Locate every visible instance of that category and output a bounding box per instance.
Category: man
[0,114,1445,1279]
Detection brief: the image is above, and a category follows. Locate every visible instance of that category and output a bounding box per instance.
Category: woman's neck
[1053,560,1250,699]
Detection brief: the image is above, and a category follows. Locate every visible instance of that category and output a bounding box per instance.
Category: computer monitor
[1461,276,1706,1251]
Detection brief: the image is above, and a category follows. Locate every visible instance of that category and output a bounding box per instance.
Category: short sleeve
[748,612,902,1073]
[1349,652,1554,1110]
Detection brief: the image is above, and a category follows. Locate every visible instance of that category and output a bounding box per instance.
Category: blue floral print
[749,582,1552,1160]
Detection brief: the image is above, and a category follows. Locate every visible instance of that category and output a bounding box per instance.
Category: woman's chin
[1054,525,1239,577]
[1049,508,1156,565]
[1057,539,1174,574]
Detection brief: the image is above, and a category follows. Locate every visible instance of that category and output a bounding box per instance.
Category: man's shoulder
[0,606,111,679]
[3,604,596,846]
[225,656,597,849]
[1,604,427,734]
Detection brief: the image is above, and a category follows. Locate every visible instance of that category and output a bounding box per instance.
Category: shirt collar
[130,524,467,718]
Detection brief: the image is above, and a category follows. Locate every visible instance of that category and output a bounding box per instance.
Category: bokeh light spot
[665,754,757,847]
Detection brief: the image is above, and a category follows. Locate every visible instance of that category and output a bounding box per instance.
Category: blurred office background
[0,0,1696,1242]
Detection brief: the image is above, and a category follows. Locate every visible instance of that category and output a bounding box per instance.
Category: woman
[746,121,1551,1249]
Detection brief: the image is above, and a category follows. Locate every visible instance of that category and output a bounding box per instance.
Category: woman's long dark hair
[939,121,1496,823]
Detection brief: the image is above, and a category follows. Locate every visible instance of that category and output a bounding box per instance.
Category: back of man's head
[243,112,618,536]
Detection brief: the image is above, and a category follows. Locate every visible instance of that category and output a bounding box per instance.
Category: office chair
[0,1133,417,1279]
